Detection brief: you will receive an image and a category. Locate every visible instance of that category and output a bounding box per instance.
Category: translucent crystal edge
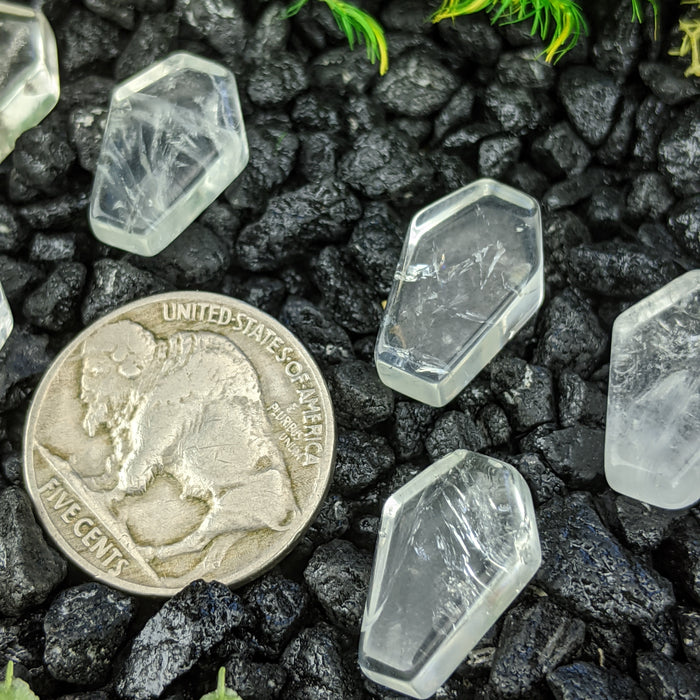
[0,282,14,348]
[0,6,60,164]
[358,450,542,698]
[375,274,544,407]
[604,270,700,510]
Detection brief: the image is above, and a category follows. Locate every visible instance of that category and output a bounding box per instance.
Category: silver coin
[23,292,335,596]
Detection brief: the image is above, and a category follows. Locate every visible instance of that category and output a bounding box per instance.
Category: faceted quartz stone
[0,1,60,164]
[0,282,12,349]
[359,449,541,698]
[606,270,700,510]
[375,179,544,407]
[90,52,248,256]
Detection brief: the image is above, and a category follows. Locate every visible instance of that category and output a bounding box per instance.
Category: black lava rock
[534,289,608,377]
[0,487,66,617]
[508,453,566,506]
[0,255,44,306]
[522,425,604,487]
[281,623,362,700]
[478,135,521,179]
[81,259,170,325]
[280,297,353,366]
[531,122,591,179]
[44,583,136,685]
[247,53,310,107]
[557,370,607,429]
[639,62,700,106]
[497,47,555,88]
[298,132,338,181]
[627,172,675,222]
[23,262,87,331]
[67,105,108,173]
[434,84,476,140]
[438,15,501,65]
[636,652,700,700]
[678,607,700,664]
[0,204,25,253]
[537,494,675,626]
[245,3,291,66]
[325,360,394,430]
[338,128,434,202]
[57,7,122,75]
[667,195,700,261]
[547,661,646,700]
[134,223,231,288]
[658,101,700,196]
[12,114,76,196]
[243,571,309,657]
[558,66,622,146]
[115,13,179,80]
[0,326,53,410]
[633,95,670,167]
[116,580,244,700]
[542,211,592,289]
[656,519,700,605]
[391,400,439,460]
[236,180,361,271]
[611,494,683,553]
[225,119,299,212]
[310,246,383,334]
[591,2,642,80]
[174,0,248,60]
[333,430,394,496]
[567,241,681,300]
[482,82,551,136]
[346,202,403,297]
[425,410,487,461]
[304,539,372,633]
[489,356,555,434]
[374,52,457,117]
[489,598,585,698]
[223,643,287,700]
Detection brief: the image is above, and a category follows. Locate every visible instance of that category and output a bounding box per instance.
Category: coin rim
[23,291,336,596]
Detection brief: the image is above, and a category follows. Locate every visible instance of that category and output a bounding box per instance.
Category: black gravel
[1,1,699,699]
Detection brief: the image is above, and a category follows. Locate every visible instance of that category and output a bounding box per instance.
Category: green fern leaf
[432,0,587,63]
[631,0,660,38]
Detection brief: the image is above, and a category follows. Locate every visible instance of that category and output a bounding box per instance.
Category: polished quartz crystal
[0,1,60,164]
[0,282,13,349]
[359,449,541,699]
[605,270,700,510]
[89,52,248,256]
[375,179,543,407]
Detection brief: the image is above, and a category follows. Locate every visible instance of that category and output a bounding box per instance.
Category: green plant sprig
[631,0,660,38]
[431,0,588,62]
[284,0,389,74]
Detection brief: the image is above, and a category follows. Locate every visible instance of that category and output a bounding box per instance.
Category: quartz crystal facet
[375,179,544,407]
[0,1,60,164]
[359,449,541,699]
[605,270,700,510]
[89,52,248,257]
[0,282,13,349]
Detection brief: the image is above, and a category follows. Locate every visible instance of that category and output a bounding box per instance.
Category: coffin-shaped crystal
[605,271,700,510]
[89,52,248,257]
[0,282,13,349]
[0,1,60,164]
[359,449,541,699]
[375,179,544,406]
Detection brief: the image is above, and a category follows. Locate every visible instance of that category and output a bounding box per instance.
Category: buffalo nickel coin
[24,292,335,596]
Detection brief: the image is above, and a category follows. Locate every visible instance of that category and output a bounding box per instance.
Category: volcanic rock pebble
[547,661,647,700]
[44,582,136,685]
[23,262,87,332]
[116,580,244,700]
[636,651,700,700]
[537,493,675,626]
[325,360,394,430]
[0,487,66,617]
[332,430,394,496]
[489,598,586,698]
[304,539,372,633]
[425,410,487,461]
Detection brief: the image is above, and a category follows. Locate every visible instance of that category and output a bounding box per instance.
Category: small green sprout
[0,662,39,700]
[669,0,700,76]
[631,0,660,38]
[284,0,389,74]
[199,667,242,700]
[431,0,588,63]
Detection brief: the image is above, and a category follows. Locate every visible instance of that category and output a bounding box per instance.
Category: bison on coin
[78,319,299,565]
